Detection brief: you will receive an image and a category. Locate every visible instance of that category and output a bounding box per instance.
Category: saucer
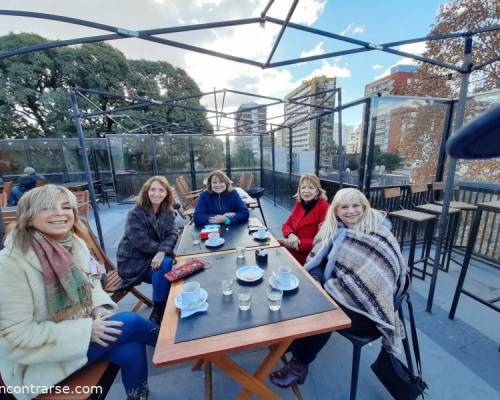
[269,274,299,291]
[175,288,208,310]
[236,265,265,282]
[180,301,208,318]
[252,232,269,241]
[205,238,225,248]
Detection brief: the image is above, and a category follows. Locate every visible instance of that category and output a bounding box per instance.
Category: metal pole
[338,88,344,188]
[363,96,379,196]
[288,127,293,197]
[271,129,276,206]
[426,37,473,313]
[314,115,321,177]
[69,88,106,250]
[358,98,371,192]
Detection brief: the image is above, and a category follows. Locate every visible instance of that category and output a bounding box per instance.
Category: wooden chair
[237,172,248,188]
[175,176,200,208]
[1,209,17,228]
[35,179,46,187]
[81,219,153,312]
[1,181,13,207]
[73,190,90,218]
[171,185,195,222]
[244,173,255,191]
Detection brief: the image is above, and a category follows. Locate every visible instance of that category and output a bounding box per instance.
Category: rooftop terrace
[88,198,500,400]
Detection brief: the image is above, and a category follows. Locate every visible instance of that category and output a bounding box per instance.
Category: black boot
[269,357,309,388]
[149,301,166,325]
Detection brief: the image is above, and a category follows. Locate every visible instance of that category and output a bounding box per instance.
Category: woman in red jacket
[281,174,329,264]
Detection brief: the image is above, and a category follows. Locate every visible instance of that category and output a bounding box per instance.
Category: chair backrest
[73,190,89,218]
[383,187,402,212]
[1,209,17,228]
[409,184,429,208]
[431,181,458,202]
[79,219,116,273]
[175,176,190,198]
[244,174,255,191]
[238,172,248,188]
[1,181,13,207]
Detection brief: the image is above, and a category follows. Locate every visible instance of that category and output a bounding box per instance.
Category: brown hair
[11,185,91,253]
[205,170,233,193]
[136,176,173,213]
[293,173,327,201]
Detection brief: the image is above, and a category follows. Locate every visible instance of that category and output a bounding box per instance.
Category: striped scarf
[32,232,93,323]
[306,224,406,353]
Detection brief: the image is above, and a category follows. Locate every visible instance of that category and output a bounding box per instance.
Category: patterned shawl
[32,232,93,322]
[305,223,406,353]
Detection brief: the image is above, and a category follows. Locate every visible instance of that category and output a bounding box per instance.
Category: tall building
[364,65,418,152]
[234,101,267,155]
[283,76,336,169]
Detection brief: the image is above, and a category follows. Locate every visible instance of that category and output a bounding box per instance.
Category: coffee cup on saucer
[207,232,221,245]
[256,226,267,238]
[277,266,293,287]
[181,281,201,307]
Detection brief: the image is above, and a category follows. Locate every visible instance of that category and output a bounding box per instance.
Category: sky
[0,0,447,129]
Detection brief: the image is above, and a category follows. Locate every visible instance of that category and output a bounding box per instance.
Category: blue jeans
[142,256,172,302]
[86,312,158,396]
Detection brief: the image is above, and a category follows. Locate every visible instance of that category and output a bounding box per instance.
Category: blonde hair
[316,188,386,243]
[10,185,90,253]
[136,176,173,213]
[293,174,327,201]
[206,170,233,193]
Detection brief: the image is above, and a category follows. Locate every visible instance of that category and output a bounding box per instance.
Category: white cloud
[372,64,383,70]
[300,41,325,58]
[374,58,417,80]
[265,0,326,25]
[340,23,365,36]
[398,42,427,55]
[299,60,352,81]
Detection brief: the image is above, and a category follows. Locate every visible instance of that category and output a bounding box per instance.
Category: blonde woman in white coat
[0,185,157,400]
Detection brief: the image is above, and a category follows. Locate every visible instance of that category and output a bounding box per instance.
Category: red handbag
[165,259,206,282]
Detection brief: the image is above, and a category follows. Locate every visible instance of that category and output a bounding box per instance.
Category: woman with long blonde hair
[0,185,157,400]
[270,188,406,389]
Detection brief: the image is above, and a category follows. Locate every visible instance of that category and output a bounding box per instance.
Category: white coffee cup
[181,281,201,307]
[207,232,220,244]
[277,266,292,287]
[257,226,267,238]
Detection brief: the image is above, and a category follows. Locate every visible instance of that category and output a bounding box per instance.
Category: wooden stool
[384,187,436,280]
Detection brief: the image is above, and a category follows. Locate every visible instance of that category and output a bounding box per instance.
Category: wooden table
[176,219,279,257]
[153,248,351,399]
[235,187,258,208]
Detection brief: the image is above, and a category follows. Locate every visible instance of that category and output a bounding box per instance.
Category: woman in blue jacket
[194,170,249,227]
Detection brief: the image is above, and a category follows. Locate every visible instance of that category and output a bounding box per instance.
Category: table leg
[204,361,213,400]
[237,339,294,400]
[192,359,204,371]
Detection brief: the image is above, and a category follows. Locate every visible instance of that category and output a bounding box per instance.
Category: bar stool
[384,187,436,280]
[414,203,461,272]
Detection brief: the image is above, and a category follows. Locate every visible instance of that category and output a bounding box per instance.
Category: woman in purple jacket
[194,170,249,227]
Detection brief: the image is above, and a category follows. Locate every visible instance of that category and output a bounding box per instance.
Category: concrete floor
[88,197,500,400]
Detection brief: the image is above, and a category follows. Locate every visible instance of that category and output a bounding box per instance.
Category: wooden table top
[153,249,351,367]
[477,200,500,213]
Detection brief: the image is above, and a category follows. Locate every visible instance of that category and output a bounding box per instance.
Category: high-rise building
[283,76,336,169]
[364,65,418,152]
[234,101,267,155]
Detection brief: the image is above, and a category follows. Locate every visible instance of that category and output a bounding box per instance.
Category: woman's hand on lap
[150,251,166,270]
[91,316,123,347]
[208,215,226,224]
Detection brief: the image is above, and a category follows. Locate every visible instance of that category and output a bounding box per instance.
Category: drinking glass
[221,279,234,296]
[238,290,252,311]
[267,288,283,311]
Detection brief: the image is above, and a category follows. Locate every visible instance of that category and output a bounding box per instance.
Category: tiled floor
[88,198,500,399]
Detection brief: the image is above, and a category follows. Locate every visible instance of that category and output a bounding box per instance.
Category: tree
[404,0,499,97]
[378,152,402,172]
[0,33,212,138]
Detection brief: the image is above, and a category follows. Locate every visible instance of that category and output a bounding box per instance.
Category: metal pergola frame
[0,1,498,311]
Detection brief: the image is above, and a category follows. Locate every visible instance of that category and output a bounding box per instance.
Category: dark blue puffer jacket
[193,189,249,226]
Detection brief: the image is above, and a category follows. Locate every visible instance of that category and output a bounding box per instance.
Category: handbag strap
[406,293,423,378]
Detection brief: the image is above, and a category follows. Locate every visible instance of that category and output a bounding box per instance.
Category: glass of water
[236,246,246,260]
[238,290,252,311]
[267,288,283,311]
[221,279,234,296]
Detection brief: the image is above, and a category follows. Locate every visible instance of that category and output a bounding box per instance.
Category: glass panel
[262,133,272,170]
[370,97,449,187]
[229,134,260,170]
[291,120,316,175]
[28,139,64,174]
[108,135,153,174]
[0,140,29,176]
[274,129,289,173]
[193,135,226,171]
[319,103,365,187]
[91,139,111,173]
[62,139,92,173]
[451,90,500,185]
[154,135,190,173]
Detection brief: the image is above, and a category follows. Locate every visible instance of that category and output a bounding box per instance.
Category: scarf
[305,222,406,353]
[32,232,93,323]
[301,197,319,215]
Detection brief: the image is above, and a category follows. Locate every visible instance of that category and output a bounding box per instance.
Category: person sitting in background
[281,174,329,265]
[270,188,406,389]
[8,166,46,206]
[117,176,177,324]
[193,170,249,227]
[0,185,157,400]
